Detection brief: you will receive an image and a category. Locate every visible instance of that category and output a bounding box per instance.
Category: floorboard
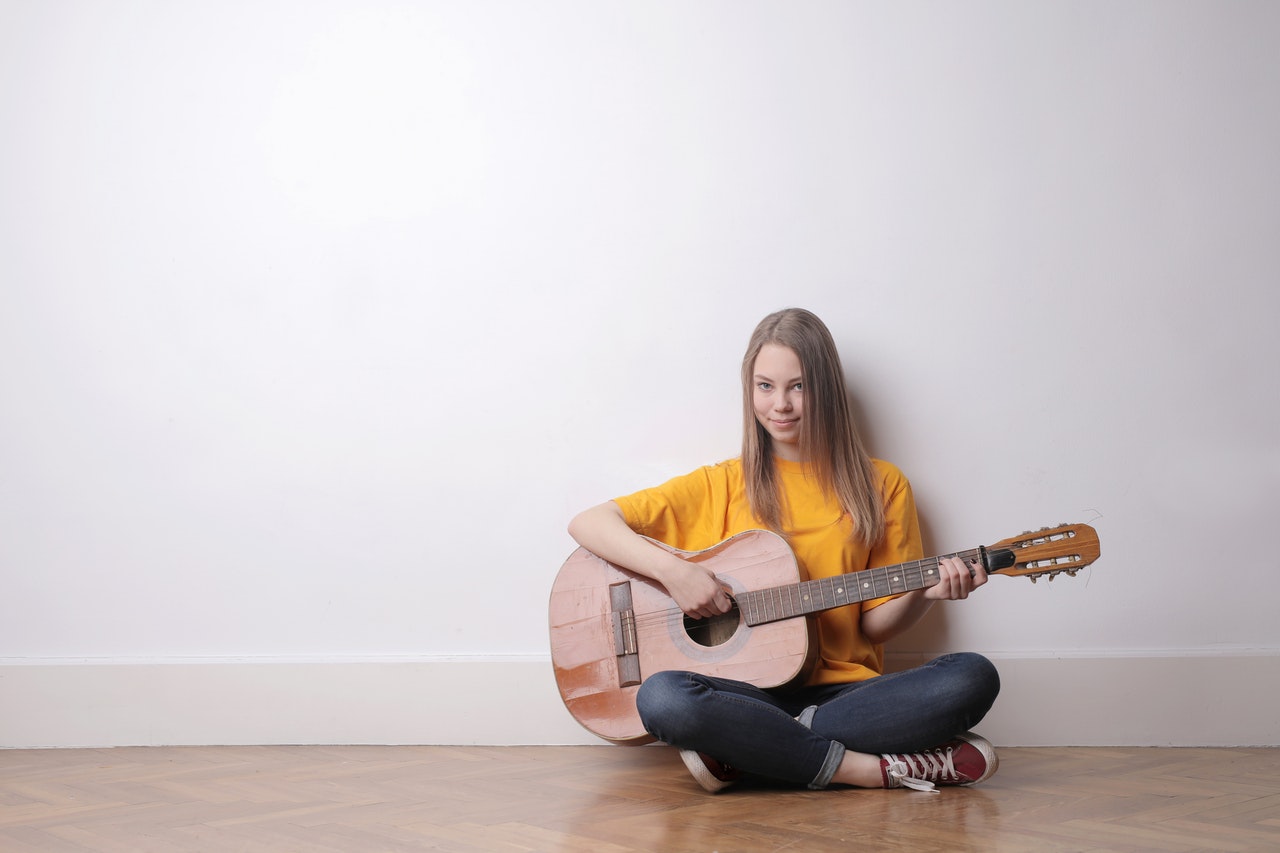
[1,745,1277,851]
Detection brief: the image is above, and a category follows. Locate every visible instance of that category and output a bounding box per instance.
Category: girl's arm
[567,502,732,619]
[860,555,988,644]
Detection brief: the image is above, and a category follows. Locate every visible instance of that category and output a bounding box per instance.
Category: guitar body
[548,529,816,745]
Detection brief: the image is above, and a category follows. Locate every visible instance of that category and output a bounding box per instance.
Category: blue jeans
[635,652,1000,789]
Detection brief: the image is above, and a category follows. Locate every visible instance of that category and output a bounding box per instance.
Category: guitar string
[615,549,984,634]
[585,528,1095,637]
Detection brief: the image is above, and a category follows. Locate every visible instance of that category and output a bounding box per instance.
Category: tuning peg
[1028,575,1038,584]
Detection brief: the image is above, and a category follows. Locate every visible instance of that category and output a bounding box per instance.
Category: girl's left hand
[924,555,988,600]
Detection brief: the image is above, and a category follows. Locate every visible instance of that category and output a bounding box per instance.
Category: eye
[757,382,773,391]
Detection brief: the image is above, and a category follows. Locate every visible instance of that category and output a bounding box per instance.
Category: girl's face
[752,343,805,461]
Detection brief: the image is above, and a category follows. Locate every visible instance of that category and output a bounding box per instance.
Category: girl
[567,308,1000,793]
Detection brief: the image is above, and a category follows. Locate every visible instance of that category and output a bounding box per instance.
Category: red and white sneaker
[679,749,741,793]
[880,732,998,792]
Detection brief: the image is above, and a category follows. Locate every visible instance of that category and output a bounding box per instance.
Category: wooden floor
[1,745,1278,852]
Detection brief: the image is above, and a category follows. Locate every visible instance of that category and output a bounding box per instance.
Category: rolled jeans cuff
[808,740,845,790]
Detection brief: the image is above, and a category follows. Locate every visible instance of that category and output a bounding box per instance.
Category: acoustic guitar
[549,523,1100,744]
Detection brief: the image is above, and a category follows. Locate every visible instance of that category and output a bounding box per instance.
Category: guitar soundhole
[683,602,742,648]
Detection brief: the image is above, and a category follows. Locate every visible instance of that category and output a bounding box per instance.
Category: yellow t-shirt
[613,457,923,684]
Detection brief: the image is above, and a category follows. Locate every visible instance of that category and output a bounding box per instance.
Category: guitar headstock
[987,523,1100,582]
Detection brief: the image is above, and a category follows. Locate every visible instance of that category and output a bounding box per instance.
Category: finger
[940,557,971,599]
[930,565,955,599]
[690,593,729,618]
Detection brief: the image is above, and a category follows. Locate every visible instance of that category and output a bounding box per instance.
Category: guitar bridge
[609,581,642,687]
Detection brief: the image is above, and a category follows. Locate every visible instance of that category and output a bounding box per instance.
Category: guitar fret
[817,576,833,609]
[905,561,925,591]
[890,566,906,594]
[832,576,848,605]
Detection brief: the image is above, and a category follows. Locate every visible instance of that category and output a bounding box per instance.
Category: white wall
[2,1,1277,746]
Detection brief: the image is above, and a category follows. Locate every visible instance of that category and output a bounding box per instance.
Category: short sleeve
[612,462,739,552]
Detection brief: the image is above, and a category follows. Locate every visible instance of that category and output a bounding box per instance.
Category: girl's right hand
[568,500,732,619]
[658,558,734,620]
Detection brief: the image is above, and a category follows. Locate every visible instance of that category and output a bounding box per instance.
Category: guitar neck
[736,547,985,626]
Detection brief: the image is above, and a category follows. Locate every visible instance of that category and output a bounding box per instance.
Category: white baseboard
[884,651,1279,747]
[2,652,1276,749]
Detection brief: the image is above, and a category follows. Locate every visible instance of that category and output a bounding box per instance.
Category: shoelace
[882,745,960,793]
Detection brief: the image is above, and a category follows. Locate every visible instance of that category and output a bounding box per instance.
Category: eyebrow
[754,373,804,384]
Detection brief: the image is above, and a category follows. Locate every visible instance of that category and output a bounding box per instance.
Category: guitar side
[548,530,815,745]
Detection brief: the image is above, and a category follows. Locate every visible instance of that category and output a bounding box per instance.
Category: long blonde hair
[740,308,886,546]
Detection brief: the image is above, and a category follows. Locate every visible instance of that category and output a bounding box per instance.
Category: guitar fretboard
[737,547,984,626]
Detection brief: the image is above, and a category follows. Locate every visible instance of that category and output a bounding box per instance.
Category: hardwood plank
[1,745,1278,852]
